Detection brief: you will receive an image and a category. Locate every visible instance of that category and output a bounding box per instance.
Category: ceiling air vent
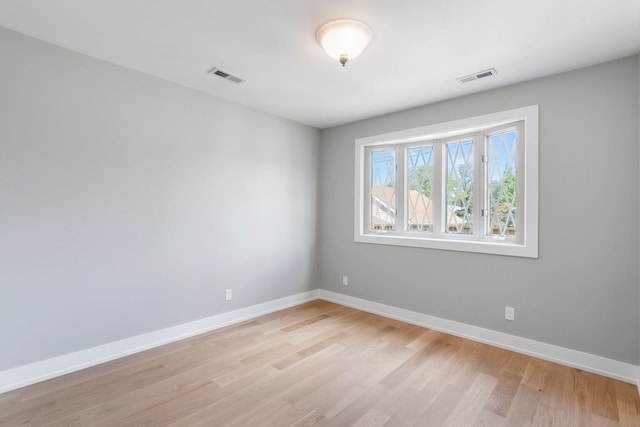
[207,67,245,84]
[457,68,497,84]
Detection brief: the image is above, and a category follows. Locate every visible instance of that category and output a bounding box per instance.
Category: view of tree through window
[488,130,517,237]
[367,128,521,239]
[356,106,537,257]
[407,145,433,232]
[446,140,473,234]
[368,132,518,239]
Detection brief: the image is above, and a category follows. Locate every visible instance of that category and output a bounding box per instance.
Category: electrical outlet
[342,275,349,286]
[505,306,515,321]
[225,289,232,301]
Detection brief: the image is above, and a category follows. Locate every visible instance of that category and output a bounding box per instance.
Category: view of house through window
[370,149,396,231]
[369,130,517,239]
[356,105,538,258]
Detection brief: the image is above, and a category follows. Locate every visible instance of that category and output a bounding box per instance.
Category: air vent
[207,67,245,84]
[457,68,497,84]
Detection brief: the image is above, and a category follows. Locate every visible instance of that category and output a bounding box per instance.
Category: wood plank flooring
[1,300,639,426]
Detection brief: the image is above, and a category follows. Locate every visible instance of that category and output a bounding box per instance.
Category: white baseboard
[318,290,640,387]
[0,290,319,394]
[2,288,638,395]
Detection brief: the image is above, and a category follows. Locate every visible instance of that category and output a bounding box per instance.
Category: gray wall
[0,28,319,371]
[318,56,640,364]
[1,26,638,374]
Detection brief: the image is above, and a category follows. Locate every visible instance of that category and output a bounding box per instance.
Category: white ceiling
[0,0,638,129]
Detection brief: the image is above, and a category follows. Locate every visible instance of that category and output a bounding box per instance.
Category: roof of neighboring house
[371,186,464,227]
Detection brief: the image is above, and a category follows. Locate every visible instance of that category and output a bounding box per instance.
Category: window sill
[354,232,538,258]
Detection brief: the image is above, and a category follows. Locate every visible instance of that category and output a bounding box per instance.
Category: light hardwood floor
[1,300,639,426]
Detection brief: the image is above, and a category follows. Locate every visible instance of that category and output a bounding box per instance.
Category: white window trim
[354,105,538,258]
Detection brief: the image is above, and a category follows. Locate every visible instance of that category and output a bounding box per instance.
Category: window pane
[488,130,517,237]
[407,145,433,232]
[371,150,396,231]
[446,140,473,234]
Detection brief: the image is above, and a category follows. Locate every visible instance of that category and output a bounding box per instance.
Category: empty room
[1,0,640,425]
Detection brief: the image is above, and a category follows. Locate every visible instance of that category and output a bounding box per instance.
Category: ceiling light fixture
[316,19,373,67]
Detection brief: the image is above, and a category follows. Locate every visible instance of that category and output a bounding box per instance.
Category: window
[355,106,538,258]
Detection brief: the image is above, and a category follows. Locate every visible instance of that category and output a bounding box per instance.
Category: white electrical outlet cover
[505,306,515,321]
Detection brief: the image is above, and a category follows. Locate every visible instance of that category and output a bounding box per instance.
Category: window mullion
[431,141,443,237]
[395,146,405,234]
[470,133,482,239]
[482,134,490,238]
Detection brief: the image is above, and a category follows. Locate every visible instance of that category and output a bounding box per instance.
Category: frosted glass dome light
[316,19,373,67]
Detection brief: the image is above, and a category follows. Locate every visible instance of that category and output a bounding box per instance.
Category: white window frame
[354,105,538,258]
